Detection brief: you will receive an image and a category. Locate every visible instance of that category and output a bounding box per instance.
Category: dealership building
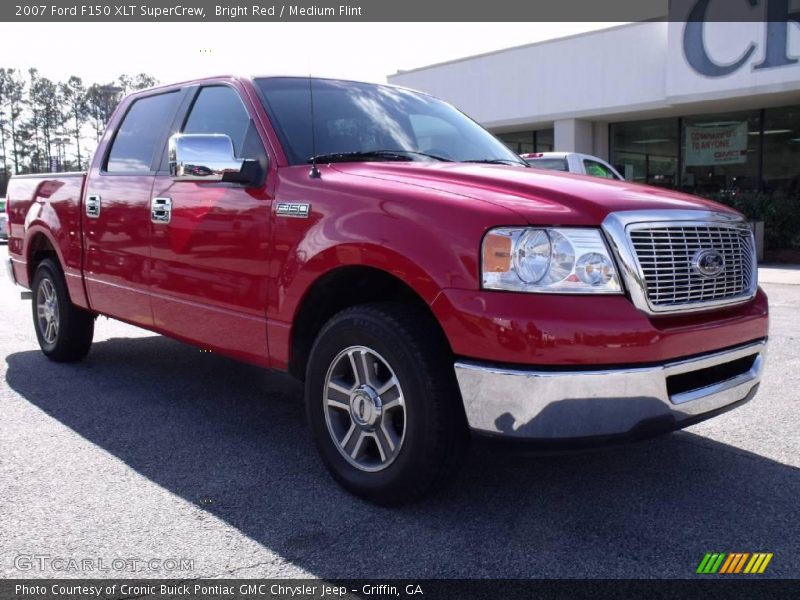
[388,21,800,260]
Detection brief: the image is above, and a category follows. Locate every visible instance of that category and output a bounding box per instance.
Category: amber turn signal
[483,233,512,272]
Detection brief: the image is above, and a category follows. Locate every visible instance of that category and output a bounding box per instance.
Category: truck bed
[6,172,88,307]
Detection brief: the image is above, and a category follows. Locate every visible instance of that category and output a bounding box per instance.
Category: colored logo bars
[696,552,773,574]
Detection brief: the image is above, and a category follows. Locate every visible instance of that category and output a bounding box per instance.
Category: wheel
[305,302,469,505]
[31,258,94,362]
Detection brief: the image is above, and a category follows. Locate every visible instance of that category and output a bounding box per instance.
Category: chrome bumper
[454,341,766,441]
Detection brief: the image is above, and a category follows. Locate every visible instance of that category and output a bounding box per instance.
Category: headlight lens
[482,227,622,294]
[513,229,550,283]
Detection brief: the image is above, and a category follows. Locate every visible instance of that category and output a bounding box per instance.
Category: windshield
[256,77,526,166]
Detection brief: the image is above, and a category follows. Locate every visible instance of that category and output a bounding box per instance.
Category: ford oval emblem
[692,249,725,278]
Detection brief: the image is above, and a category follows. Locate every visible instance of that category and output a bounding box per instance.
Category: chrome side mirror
[169,133,256,184]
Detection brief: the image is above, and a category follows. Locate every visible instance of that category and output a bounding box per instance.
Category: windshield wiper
[387,150,452,162]
[309,150,452,164]
[462,158,527,166]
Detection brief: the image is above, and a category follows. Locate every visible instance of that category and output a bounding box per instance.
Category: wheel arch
[26,229,61,283]
[288,265,452,380]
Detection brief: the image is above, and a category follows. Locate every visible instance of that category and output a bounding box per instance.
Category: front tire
[31,258,94,362]
[305,303,468,505]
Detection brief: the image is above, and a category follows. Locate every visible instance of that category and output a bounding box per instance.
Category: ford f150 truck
[5,76,768,505]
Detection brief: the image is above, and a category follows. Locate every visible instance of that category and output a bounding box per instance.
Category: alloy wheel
[323,345,407,472]
[36,277,59,344]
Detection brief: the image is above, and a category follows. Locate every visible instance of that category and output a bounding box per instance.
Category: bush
[704,191,800,251]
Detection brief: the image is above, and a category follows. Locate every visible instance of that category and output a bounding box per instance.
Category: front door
[148,84,272,365]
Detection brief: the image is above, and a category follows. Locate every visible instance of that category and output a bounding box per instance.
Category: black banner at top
[2,0,798,22]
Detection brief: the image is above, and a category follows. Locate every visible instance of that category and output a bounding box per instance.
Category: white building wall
[388,21,800,158]
[389,22,670,130]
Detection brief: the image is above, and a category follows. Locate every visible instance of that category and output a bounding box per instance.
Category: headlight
[482,227,622,294]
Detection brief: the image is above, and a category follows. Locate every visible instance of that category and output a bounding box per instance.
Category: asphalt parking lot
[1,242,798,579]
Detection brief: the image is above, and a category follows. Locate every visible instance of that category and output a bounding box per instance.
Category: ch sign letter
[683,0,800,77]
[755,0,800,69]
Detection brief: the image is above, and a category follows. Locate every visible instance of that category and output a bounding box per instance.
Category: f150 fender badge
[276,202,311,218]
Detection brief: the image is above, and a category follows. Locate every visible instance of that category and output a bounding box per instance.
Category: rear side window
[106,92,180,173]
[526,158,568,172]
[183,86,250,154]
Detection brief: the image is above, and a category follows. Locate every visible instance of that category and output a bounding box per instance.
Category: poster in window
[685,122,748,166]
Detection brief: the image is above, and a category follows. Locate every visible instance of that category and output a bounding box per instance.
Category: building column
[554,118,594,154]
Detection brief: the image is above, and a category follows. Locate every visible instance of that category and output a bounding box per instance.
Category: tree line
[0,69,159,195]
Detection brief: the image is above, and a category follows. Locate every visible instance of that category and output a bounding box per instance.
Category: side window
[106,92,180,173]
[583,159,616,179]
[183,86,250,154]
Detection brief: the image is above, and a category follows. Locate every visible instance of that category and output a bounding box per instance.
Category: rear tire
[31,258,94,362]
[305,302,468,505]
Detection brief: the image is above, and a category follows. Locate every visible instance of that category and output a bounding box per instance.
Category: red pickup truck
[5,76,768,504]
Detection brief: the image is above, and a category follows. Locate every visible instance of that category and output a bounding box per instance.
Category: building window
[680,110,760,195]
[497,131,534,154]
[762,106,800,196]
[535,129,554,152]
[610,106,800,261]
[610,118,678,187]
[759,106,800,260]
[496,128,554,154]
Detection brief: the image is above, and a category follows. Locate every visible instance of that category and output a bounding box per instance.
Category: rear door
[83,90,183,326]
[148,83,273,365]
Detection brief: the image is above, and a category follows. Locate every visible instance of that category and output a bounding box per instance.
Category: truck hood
[330,162,736,225]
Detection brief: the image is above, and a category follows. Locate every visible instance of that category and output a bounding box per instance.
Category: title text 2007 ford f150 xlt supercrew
[5,76,768,504]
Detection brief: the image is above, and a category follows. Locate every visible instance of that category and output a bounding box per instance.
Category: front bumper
[455,340,766,442]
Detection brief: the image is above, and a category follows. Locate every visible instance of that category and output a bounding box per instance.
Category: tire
[31,258,94,362]
[305,302,469,505]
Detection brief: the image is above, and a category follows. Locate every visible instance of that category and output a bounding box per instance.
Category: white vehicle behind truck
[522,152,624,181]
[0,199,8,241]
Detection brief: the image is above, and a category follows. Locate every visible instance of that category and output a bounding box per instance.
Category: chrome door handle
[151,197,172,224]
[86,195,101,218]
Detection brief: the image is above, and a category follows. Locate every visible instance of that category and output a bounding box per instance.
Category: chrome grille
[628,223,755,309]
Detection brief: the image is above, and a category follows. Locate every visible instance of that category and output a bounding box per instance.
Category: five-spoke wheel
[31,258,94,362]
[36,277,60,344]
[306,303,468,505]
[324,346,406,472]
